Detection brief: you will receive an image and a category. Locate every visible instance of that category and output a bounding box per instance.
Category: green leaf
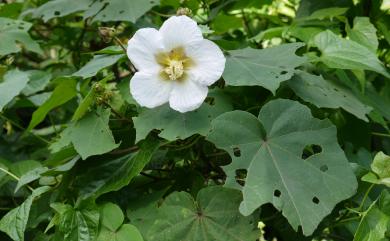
[100,203,124,232]
[71,88,96,121]
[97,203,143,241]
[0,17,42,56]
[31,0,90,21]
[0,69,29,111]
[15,167,48,193]
[22,70,51,96]
[50,203,99,241]
[0,186,50,241]
[66,108,120,159]
[305,7,348,19]
[97,224,144,241]
[313,30,390,78]
[84,0,159,23]
[133,93,232,142]
[223,43,306,93]
[77,136,159,199]
[207,99,357,235]
[362,152,390,187]
[72,54,124,79]
[27,78,77,131]
[347,17,378,53]
[288,71,372,121]
[353,190,390,241]
[133,186,257,241]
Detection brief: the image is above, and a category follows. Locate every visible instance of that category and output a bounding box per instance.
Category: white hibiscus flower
[127,15,226,113]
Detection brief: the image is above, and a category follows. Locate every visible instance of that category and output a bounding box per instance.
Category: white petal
[169,80,208,113]
[127,28,164,72]
[159,16,203,50]
[186,39,226,86]
[130,71,173,108]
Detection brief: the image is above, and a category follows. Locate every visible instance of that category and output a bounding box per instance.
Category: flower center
[156,47,194,81]
[164,60,184,81]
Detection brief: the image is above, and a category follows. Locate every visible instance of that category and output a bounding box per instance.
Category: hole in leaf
[301,144,322,159]
[119,10,124,14]
[320,165,328,172]
[280,71,288,75]
[18,26,24,30]
[274,189,281,197]
[312,196,320,204]
[102,14,106,18]
[205,97,215,105]
[333,88,338,92]
[235,169,247,186]
[233,147,241,157]
[54,11,60,16]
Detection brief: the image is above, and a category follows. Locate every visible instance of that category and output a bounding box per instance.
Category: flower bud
[98,27,116,43]
[176,7,192,16]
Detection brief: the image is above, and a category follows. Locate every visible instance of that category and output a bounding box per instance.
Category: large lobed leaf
[207,99,357,235]
[132,186,258,241]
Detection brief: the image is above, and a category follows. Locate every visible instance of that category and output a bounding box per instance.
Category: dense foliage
[0,0,390,240]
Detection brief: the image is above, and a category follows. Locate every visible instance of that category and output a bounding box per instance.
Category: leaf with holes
[207,99,357,235]
[30,0,91,22]
[132,186,257,241]
[287,71,372,121]
[133,92,232,142]
[223,43,306,94]
[0,17,42,56]
[84,0,159,23]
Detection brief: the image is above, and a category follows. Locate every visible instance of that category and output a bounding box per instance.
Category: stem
[372,132,390,138]
[359,183,375,211]
[0,167,34,192]
[0,113,50,144]
[113,36,136,74]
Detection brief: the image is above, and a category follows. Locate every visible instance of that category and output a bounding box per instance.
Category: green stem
[372,132,390,138]
[359,183,375,211]
[0,113,50,144]
[0,167,34,192]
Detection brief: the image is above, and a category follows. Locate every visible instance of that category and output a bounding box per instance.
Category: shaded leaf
[0,186,50,241]
[354,190,390,241]
[50,203,99,241]
[133,186,257,241]
[76,136,159,199]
